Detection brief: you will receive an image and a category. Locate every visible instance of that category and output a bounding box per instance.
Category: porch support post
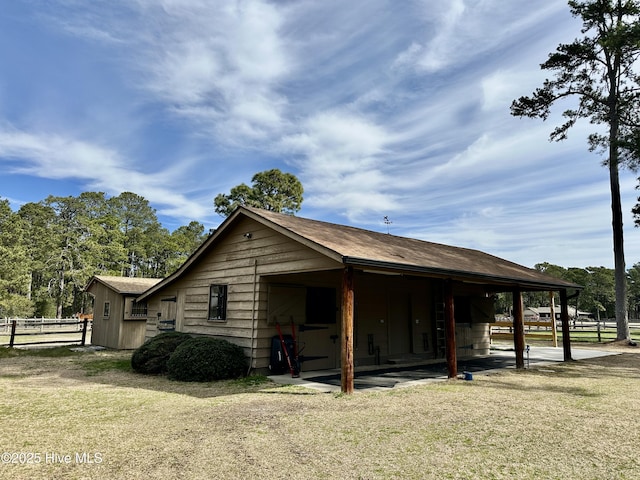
[560,289,573,361]
[341,266,355,394]
[512,288,525,369]
[549,291,558,348]
[444,280,457,378]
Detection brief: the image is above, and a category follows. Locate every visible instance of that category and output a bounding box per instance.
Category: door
[159,297,177,331]
[388,291,411,357]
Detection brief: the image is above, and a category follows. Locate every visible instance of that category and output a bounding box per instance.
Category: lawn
[1,343,639,479]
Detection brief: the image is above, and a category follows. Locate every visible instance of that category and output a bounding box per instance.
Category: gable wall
[144,216,342,368]
[88,283,124,349]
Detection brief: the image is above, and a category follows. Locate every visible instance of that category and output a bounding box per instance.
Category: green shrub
[167,336,247,382]
[131,332,192,374]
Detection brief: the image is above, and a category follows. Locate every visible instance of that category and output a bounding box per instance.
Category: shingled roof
[85,275,162,295]
[140,206,580,299]
[238,207,579,290]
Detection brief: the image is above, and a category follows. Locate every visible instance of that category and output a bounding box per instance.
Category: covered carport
[338,262,581,394]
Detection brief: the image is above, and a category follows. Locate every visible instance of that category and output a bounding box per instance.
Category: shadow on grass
[51,350,321,398]
[4,345,639,399]
[475,353,640,398]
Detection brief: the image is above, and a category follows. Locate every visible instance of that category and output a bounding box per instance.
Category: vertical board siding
[88,285,124,349]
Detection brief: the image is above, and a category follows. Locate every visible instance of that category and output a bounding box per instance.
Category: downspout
[247,259,258,375]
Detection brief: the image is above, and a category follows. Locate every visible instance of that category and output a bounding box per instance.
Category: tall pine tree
[511,0,640,341]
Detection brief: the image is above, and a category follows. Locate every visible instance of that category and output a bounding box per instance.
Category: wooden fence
[0,318,92,348]
[491,319,640,344]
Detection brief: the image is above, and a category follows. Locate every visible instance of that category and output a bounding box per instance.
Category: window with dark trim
[306,287,337,324]
[131,300,148,317]
[208,285,228,321]
[103,301,110,319]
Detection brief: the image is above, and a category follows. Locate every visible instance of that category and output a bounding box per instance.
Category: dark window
[103,302,110,319]
[131,300,147,317]
[306,287,337,324]
[208,285,228,321]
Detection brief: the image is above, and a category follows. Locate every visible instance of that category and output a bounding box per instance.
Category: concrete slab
[267,346,620,393]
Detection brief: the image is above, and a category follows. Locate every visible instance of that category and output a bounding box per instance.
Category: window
[103,301,110,319]
[131,300,148,317]
[306,287,337,324]
[208,285,227,321]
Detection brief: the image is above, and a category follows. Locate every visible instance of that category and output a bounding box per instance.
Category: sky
[1,0,640,270]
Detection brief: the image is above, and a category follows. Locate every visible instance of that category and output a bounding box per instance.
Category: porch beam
[444,280,457,378]
[549,291,558,348]
[512,288,525,369]
[560,289,573,361]
[341,266,355,394]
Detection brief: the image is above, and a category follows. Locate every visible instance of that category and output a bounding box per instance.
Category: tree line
[492,262,640,322]
[0,192,207,318]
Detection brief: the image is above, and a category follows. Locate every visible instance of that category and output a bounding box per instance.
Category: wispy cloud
[0,0,637,267]
[0,126,211,219]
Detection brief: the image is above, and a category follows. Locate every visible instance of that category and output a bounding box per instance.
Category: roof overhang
[344,257,582,292]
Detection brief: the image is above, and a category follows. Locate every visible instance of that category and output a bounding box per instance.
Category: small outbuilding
[85,275,162,349]
[137,207,580,392]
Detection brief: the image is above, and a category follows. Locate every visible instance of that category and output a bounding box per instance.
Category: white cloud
[2,0,637,268]
[138,0,291,142]
[0,126,211,220]
[279,110,400,219]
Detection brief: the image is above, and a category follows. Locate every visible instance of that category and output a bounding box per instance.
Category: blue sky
[1,0,639,269]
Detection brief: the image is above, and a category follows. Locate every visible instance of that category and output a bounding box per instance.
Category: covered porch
[336,264,579,394]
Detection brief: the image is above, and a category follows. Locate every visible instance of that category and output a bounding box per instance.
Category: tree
[17,202,58,316]
[0,198,33,317]
[511,0,640,341]
[627,262,640,318]
[166,221,207,273]
[108,192,163,277]
[214,169,303,217]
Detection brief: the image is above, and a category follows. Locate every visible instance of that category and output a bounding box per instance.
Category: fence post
[9,320,17,348]
[81,319,88,346]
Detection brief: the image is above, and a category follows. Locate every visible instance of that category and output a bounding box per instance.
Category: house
[536,306,593,321]
[85,275,162,349]
[137,206,580,392]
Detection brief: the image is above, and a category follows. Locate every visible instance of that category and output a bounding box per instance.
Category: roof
[139,206,580,300]
[85,275,162,295]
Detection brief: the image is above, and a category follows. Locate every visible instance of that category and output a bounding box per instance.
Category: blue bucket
[463,371,473,381]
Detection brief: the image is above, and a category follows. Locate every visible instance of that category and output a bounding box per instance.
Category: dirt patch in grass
[1,344,639,479]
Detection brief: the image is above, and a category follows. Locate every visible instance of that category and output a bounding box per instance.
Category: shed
[85,275,162,349]
[137,207,580,392]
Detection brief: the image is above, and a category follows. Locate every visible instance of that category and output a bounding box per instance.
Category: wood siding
[87,284,146,349]
[143,216,494,372]
[144,217,342,369]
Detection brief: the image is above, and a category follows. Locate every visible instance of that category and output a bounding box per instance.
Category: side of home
[138,207,580,381]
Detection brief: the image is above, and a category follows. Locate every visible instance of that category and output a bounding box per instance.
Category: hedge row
[131,332,247,382]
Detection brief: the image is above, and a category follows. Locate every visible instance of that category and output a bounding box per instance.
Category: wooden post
[560,289,573,361]
[9,320,16,348]
[512,288,525,369]
[549,291,558,348]
[341,266,355,394]
[81,319,88,346]
[444,280,457,378]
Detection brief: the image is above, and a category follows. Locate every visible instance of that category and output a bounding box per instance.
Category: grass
[0,346,81,359]
[493,326,640,344]
[1,343,639,479]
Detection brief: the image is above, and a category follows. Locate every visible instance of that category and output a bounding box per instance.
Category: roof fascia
[240,208,344,263]
[138,209,246,301]
[344,257,582,291]
[138,206,346,301]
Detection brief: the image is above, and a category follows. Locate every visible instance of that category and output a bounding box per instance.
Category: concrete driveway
[268,346,619,393]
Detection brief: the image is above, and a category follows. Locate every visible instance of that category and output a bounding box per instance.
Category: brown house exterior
[86,275,162,349]
[137,207,580,392]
